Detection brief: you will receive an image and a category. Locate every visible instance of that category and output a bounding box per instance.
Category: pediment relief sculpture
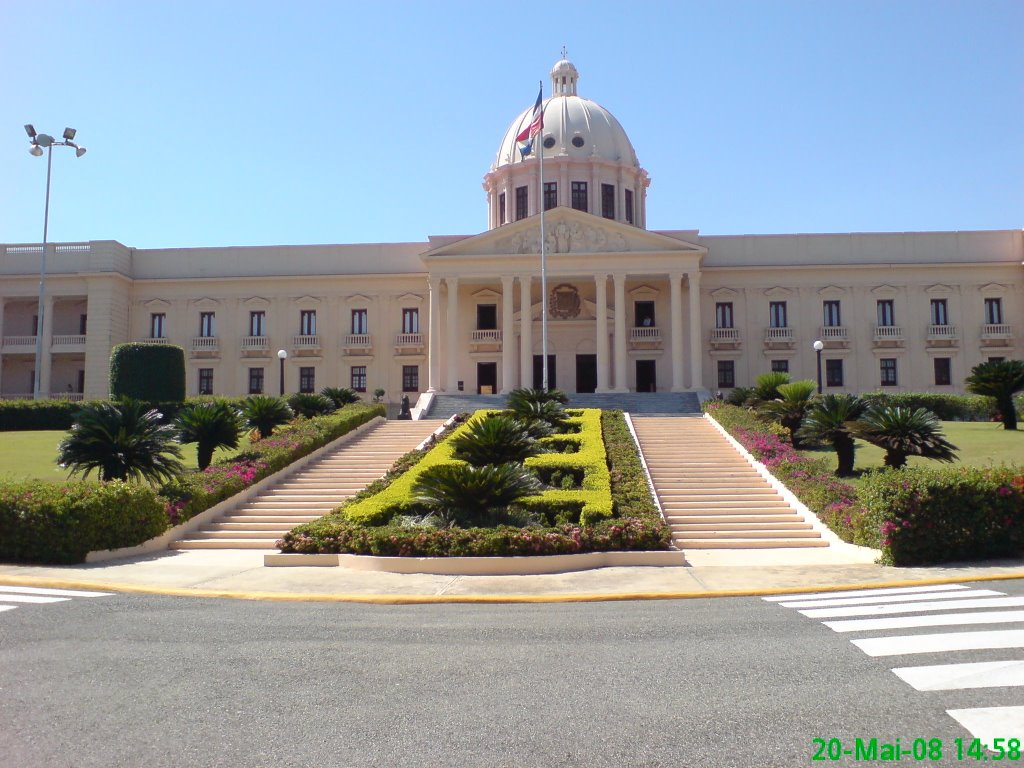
[496,220,631,255]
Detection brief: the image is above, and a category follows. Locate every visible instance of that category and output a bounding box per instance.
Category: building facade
[1,57,1020,404]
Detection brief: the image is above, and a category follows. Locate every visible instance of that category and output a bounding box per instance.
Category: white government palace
[1,57,1020,406]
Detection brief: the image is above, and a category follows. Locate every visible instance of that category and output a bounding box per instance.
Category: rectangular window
[32,315,39,336]
[984,297,1003,325]
[76,370,85,394]
[934,357,952,386]
[543,182,557,211]
[989,356,1005,364]
[402,365,419,392]
[624,189,634,224]
[150,313,166,339]
[930,299,948,326]
[350,365,367,392]
[199,312,216,337]
[880,358,898,386]
[634,301,655,327]
[571,181,588,212]
[825,359,844,387]
[300,310,316,336]
[715,302,734,329]
[351,309,368,335]
[249,311,266,337]
[498,192,506,225]
[476,304,497,330]
[515,186,528,220]
[79,314,88,335]
[771,360,790,374]
[402,308,419,334]
[248,367,264,395]
[601,183,615,219]
[769,301,788,328]
[299,366,315,393]
[823,301,841,327]
[198,368,214,395]
[717,360,735,389]
[877,299,895,327]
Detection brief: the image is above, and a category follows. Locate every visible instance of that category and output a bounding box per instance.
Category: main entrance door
[636,360,657,393]
[532,355,556,390]
[575,354,597,393]
[477,362,497,394]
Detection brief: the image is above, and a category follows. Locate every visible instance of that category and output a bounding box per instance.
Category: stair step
[666,514,804,524]
[221,515,321,523]
[171,539,278,550]
[675,538,830,549]
[673,522,813,531]
[670,529,821,539]
[189,530,284,539]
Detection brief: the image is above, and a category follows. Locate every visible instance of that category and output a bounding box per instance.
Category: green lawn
[798,421,1023,484]
[0,430,251,483]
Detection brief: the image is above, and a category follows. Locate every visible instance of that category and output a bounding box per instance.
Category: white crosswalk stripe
[0,584,112,616]
[766,582,1024,745]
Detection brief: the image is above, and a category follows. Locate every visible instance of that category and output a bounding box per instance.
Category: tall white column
[612,273,628,392]
[427,276,441,392]
[445,277,458,392]
[519,275,533,388]
[688,271,703,389]
[670,272,685,392]
[501,275,515,393]
[595,274,609,391]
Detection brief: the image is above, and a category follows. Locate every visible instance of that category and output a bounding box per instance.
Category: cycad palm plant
[287,392,336,418]
[241,395,293,439]
[506,387,569,409]
[57,400,184,483]
[851,406,958,469]
[413,462,542,527]
[750,371,791,404]
[965,360,1024,430]
[175,402,245,470]
[450,414,542,467]
[796,393,867,476]
[758,380,817,448]
[320,386,360,409]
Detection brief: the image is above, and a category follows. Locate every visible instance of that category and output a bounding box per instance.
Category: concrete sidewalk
[1,549,1023,602]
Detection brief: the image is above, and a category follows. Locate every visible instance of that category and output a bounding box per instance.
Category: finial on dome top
[550,52,578,96]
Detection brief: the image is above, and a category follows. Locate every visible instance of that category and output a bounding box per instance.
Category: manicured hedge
[160,403,384,525]
[0,395,252,431]
[0,481,168,564]
[860,392,999,422]
[857,466,1024,566]
[110,343,186,402]
[279,408,672,557]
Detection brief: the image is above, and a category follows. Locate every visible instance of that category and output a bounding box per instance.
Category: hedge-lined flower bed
[0,481,167,564]
[278,408,671,557]
[160,403,384,525]
[704,400,1024,565]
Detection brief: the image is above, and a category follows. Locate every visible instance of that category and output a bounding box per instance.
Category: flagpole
[538,78,549,392]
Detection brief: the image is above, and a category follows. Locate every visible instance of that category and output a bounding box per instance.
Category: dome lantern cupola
[483,54,650,230]
[550,52,578,96]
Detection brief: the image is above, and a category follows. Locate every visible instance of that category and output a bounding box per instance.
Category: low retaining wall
[264,549,686,575]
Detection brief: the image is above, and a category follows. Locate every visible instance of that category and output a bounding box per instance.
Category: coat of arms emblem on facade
[548,283,581,319]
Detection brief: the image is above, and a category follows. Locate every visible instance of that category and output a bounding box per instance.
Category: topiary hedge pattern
[0,481,168,564]
[109,343,186,403]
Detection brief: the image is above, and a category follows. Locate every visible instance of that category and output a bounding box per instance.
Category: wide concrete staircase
[632,416,828,550]
[171,419,444,550]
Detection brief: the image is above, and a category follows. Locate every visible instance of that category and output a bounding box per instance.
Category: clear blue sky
[2,1,1021,248]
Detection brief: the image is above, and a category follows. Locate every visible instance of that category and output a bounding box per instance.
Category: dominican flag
[516,84,544,158]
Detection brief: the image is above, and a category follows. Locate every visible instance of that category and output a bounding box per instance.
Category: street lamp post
[277,349,288,396]
[25,125,87,400]
[813,339,825,394]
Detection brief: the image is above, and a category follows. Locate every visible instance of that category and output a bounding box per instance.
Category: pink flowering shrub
[706,402,866,543]
[858,465,1024,565]
[159,403,383,525]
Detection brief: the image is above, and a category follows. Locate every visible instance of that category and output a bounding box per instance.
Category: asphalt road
[2,580,1023,767]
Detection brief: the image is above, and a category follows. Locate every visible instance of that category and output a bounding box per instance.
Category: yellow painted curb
[0,570,1023,604]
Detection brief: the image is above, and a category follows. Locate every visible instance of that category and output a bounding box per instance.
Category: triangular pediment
[189,297,220,309]
[763,286,792,298]
[424,208,705,259]
[144,298,172,310]
[870,284,900,297]
[344,293,375,305]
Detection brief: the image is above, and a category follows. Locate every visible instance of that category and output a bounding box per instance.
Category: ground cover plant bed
[277,403,671,557]
[704,400,1024,566]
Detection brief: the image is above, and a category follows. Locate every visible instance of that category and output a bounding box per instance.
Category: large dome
[493,59,640,170]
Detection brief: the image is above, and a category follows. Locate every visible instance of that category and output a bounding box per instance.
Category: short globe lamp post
[813,339,825,394]
[277,349,288,396]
